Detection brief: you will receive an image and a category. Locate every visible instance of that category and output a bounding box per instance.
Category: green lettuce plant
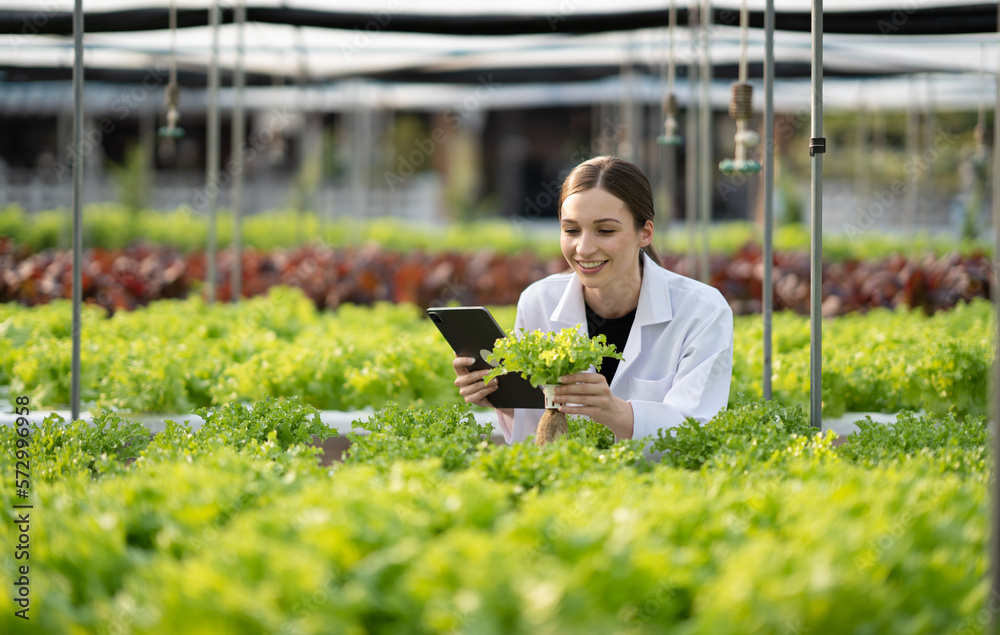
[484,326,622,445]
[484,326,622,387]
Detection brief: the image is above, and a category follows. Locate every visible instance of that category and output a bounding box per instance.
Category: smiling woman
[453,155,735,446]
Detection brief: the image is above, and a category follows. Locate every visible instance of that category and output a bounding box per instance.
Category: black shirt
[585,302,636,385]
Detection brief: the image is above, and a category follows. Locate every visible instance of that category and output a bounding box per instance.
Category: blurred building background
[0,1,996,239]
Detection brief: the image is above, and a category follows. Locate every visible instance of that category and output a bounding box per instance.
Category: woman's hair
[558,155,661,266]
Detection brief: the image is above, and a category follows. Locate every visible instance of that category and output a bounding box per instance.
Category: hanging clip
[809,137,826,157]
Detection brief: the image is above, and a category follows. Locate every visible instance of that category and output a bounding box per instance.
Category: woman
[453,156,733,444]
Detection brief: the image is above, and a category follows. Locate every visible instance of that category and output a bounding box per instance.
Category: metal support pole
[685,5,699,280]
[350,83,371,228]
[205,0,220,303]
[808,0,824,429]
[70,0,84,422]
[922,73,936,231]
[854,94,871,203]
[905,76,918,236]
[231,0,245,302]
[622,45,636,164]
[698,0,712,284]
[990,4,1000,629]
[762,0,775,400]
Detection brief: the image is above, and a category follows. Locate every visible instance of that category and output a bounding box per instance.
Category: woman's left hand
[554,372,634,439]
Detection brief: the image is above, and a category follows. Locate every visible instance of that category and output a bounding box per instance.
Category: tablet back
[427,306,544,409]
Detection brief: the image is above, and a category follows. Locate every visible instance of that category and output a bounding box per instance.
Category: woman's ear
[638,220,654,247]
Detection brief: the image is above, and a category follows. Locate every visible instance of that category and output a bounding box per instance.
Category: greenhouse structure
[0,1,998,633]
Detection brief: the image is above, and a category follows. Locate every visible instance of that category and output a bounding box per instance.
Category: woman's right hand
[452,357,499,408]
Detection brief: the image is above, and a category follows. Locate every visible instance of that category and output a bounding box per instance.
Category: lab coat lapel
[610,253,674,390]
[549,274,588,333]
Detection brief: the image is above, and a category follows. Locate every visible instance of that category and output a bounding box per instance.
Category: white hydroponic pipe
[71,0,83,422]
[809,0,824,429]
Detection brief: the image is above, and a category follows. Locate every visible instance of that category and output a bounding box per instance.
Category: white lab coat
[494,252,734,444]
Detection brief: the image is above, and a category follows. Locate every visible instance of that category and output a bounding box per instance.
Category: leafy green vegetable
[1,295,993,423]
[195,394,334,451]
[0,397,992,634]
[2,204,992,260]
[836,410,988,475]
[651,397,832,471]
[346,403,493,472]
[484,326,623,387]
[0,411,152,481]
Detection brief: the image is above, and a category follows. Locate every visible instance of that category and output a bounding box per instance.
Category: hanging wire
[657,0,682,146]
[158,0,184,141]
[719,0,761,175]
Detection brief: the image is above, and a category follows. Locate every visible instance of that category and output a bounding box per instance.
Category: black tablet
[427,306,544,409]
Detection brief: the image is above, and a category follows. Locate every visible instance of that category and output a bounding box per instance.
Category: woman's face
[559,187,653,295]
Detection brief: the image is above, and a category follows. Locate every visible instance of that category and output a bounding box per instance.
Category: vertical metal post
[659,1,678,244]
[205,0,220,303]
[698,0,712,284]
[990,4,1000,629]
[350,83,371,228]
[70,0,84,422]
[621,40,637,165]
[762,0,775,400]
[808,0,824,429]
[854,93,871,203]
[922,73,935,231]
[230,0,245,302]
[685,5,699,280]
[905,76,918,236]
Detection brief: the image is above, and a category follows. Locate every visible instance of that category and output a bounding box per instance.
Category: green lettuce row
[0,204,560,257]
[1,289,994,417]
[0,397,988,634]
[3,397,984,490]
[3,204,992,260]
[1,289,464,413]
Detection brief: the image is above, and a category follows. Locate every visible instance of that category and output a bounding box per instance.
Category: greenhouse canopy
[0,1,995,112]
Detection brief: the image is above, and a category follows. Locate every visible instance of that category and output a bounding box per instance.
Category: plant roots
[535,409,569,446]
